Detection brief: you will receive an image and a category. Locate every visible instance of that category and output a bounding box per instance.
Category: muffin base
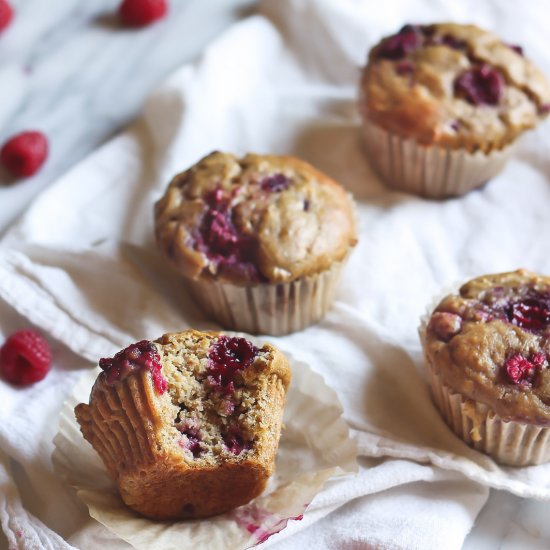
[426,361,550,466]
[362,117,516,199]
[184,260,346,336]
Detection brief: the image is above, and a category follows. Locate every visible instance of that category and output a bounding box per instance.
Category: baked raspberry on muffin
[360,23,550,198]
[75,330,291,519]
[422,269,550,466]
[154,151,357,335]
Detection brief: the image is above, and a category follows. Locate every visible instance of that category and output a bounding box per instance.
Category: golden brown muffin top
[361,23,550,152]
[154,151,357,285]
[424,269,550,423]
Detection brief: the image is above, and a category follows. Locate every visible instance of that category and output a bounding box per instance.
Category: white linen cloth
[51,354,359,550]
[3,0,550,547]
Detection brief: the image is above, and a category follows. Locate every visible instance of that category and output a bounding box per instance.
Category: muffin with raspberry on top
[423,269,550,465]
[154,151,357,335]
[360,23,550,198]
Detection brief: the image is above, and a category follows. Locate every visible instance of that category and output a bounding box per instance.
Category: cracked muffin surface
[424,269,550,423]
[361,23,550,151]
[154,151,357,285]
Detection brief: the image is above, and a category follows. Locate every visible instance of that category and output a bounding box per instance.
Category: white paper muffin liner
[362,117,516,199]
[184,259,347,336]
[419,285,550,467]
[52,348,358,550]
[425,361,550,467]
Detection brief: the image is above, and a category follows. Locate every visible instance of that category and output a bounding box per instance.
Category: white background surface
[2,0,550,548]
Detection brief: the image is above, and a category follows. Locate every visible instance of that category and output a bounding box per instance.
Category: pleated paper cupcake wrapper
[53,350,358,550]
[426,361,550,467]
[362,117,516,199]
[184,260,346,336]
[75,371,171,485]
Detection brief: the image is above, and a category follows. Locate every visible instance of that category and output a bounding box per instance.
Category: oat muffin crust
[154,151,357,285]
[425,270,550,423]
[361,23,550,151]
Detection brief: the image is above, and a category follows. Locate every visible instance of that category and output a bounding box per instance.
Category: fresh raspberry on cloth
[0,0,13,34]
[0,131,49,178]
[118,0,168,27]
[0,330,52,385]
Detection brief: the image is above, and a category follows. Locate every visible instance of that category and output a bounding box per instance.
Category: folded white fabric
[265,461,488,550]
[4,0,550,547]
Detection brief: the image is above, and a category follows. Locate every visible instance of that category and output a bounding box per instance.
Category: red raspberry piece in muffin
[454,64,505,106]
[99,339,167,393]
[207,335,258,392]
[507,296,550,331]
[504,352,546,386]
[377,24,423,60]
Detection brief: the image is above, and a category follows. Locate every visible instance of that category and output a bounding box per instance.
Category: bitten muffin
[422,269,550,466]
[154,151,357,335]
[360,23,550,198]
[75,330,291,519]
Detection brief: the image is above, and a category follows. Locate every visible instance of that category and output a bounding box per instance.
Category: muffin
[360,23,550,198]
[422,269,550,466]
[74,330,291,519]
[154,151,357,335]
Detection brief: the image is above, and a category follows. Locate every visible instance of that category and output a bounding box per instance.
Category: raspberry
[209,336,258,371]
[531,352,547,368]
[207,336,258,390]
[199,189,239,255]
[454,64,505,106]
[507,297,550,332]
[260,173,291,193]
[0,131,48,178]
[0,0,13,34]
[205,187,228,208]
[99,340,167,393]
[177,423,202,457]
[202,209,239,253]
[223,426,251,455]
[0,330,52,386]
[507,43,524,56]
[224,433,248,455]
[377,24,423,60]
[197,189,262,282]
[504,352,546,386]
[428,311,463,342]
[118,0,167,27]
